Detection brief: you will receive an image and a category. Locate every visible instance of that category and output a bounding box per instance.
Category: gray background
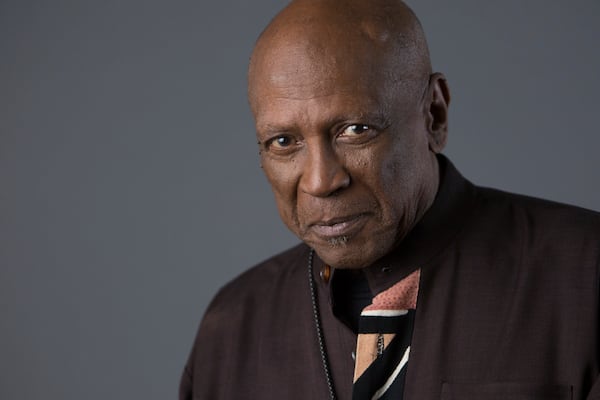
[1,0,598,399]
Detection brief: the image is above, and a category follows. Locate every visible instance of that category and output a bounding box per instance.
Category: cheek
[381,132,435,218]
[263,159,299,200]
[383,126,427,180]
[382,152,416,187]
[373,140,423,210]
[262,158,301,224]
[348,142,406,188]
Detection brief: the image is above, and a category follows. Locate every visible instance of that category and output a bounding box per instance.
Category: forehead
[249,0,432,112]
[250,35,397,111]
[263,27,383,71]
[254,93,391,136]
[250,50,429,136]
[252,56,392,130]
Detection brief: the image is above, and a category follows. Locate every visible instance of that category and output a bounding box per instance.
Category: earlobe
[425,72,450,153]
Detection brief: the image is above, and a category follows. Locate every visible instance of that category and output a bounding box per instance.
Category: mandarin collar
[315,155,478,297]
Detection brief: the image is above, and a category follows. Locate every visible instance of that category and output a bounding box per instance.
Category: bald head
[248,0,432,109]
[248,0,450,269]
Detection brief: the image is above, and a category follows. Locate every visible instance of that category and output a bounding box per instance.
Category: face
[249,38,442,269]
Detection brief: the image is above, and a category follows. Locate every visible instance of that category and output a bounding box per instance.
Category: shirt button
[320,265,331,283]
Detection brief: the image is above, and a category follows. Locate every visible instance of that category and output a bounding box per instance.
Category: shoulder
[216,242,310,299]
[181,243,314,396]
[202,243,311,323]
[474,185,600,232]
[470,185,600,264]
[187,243,310,356]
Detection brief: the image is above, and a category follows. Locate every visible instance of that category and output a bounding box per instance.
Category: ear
[424,72,450,153]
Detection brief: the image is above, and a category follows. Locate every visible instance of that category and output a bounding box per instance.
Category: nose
[299,142,350,197]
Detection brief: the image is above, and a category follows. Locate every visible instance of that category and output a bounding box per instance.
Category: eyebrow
[342,111,391,127]
[255,123,294,140]
[257,111,391,135]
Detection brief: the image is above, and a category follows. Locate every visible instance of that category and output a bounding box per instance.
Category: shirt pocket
[441,382,573,400]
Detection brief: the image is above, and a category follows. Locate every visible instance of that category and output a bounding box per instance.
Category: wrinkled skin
[248,0,450,269]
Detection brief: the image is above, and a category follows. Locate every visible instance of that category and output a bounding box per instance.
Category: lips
[308,213,368,239]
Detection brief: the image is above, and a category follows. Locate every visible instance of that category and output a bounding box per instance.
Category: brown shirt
[180,157,600,400]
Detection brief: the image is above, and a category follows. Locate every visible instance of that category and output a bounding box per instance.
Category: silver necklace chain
[308,249,337,400]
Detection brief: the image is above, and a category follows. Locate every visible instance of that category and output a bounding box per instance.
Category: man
[180,0,600,399]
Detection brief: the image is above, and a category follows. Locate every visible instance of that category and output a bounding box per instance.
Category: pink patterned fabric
[364,269,420,311]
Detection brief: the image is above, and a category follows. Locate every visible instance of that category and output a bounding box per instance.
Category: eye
[337,122,382,145]
[340,124,371,137]
[272,136,293,148]
[262,134,300,155]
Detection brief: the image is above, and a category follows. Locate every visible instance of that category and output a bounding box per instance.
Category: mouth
[308,213,368,240]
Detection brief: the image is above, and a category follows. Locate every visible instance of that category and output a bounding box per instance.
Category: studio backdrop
[1,0,598,399]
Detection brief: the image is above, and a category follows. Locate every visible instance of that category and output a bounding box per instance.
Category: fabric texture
[180,156,600,400]
[352,270,419,400]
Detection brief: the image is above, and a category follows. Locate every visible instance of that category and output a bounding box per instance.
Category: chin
[312,239,379,270]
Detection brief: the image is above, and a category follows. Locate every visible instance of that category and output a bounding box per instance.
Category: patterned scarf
[352,269,420,400]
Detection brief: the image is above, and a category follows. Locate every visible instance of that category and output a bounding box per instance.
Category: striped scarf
[352,269,420,400]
